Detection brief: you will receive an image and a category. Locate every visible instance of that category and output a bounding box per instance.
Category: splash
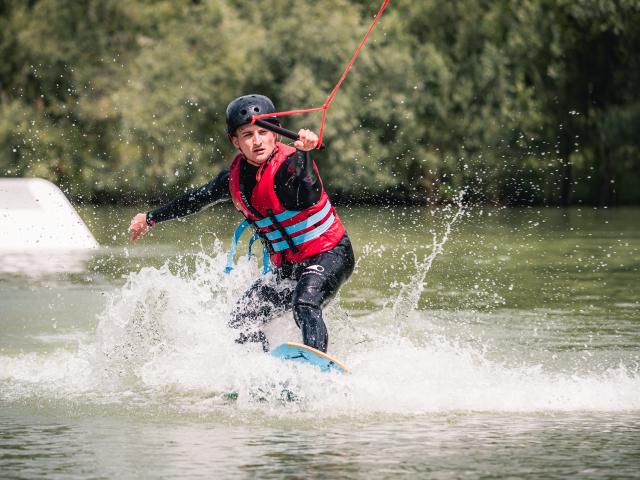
[392,191,467,319]
[1,221,640,416]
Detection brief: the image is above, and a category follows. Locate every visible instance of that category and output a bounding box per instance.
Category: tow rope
[250,0,390,148]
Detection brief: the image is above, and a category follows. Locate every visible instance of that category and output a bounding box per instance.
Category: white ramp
[0,178,99,251]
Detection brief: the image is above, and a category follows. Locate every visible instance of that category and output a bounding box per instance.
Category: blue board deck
[270,342,349,374]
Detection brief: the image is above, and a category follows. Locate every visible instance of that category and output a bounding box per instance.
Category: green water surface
[1,205,639,479]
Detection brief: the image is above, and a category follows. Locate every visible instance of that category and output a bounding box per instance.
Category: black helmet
[225,94,279,135]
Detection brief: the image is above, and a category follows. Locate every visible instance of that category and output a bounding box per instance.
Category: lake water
[1,204,639,478]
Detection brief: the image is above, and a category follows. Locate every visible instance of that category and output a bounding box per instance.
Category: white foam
[1,241,639,415]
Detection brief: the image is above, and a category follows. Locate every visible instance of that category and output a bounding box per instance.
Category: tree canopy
[1,0,639,205]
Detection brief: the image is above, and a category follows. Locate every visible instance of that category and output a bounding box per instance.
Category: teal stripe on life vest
[271,213,335,253]
[265,200,332,241]
[254,209,300,228]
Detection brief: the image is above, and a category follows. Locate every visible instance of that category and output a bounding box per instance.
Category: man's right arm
[129,168,230,242]
[146,168,230,224]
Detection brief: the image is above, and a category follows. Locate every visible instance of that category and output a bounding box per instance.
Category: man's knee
[228,304,245,329]
[293,268,335,308]
[228,292,275,329]
[235,330,269,352]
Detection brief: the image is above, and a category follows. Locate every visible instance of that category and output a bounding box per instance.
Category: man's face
[231,124,278,166]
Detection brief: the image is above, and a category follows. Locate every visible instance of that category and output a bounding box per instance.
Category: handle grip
[253,118,326,150]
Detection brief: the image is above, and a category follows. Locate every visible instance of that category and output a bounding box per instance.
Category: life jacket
[225,142,346,272]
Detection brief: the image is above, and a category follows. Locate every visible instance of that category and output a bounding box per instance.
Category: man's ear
[230,135,240,150]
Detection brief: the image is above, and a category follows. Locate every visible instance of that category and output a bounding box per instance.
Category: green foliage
[1,0,639,205]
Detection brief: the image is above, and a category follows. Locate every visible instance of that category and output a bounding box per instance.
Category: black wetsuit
[147,150,354,352]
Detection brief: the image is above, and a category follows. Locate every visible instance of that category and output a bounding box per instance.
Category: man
[128,94,354,353]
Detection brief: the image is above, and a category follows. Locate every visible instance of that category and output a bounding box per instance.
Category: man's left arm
[275,129,323,210]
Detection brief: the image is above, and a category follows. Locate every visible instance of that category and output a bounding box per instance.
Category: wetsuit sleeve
[274,150,322,210]
[146,168,230,224]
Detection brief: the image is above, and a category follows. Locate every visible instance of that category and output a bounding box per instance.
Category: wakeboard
[270,342,349,374]
[213,343,348,404]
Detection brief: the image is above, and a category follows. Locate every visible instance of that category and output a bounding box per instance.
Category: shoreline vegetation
[77,188,630,208]
[1,0,639,207]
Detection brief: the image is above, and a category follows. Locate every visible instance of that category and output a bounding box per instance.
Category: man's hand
[294,129,319,151]
[129,212,150,242]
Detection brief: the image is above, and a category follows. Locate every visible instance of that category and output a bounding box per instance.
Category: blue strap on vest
[248,233,272,275]
[224,200,336,274]
[225,220,273,275]
[247,233,259,257]
[224,219,250,274]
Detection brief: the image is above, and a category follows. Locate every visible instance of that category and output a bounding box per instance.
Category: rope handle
[251,0,390,149]
[253,119,326,151]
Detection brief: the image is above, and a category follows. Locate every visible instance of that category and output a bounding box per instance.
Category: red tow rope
[251,0,390,148]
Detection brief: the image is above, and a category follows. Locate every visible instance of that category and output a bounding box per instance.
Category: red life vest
[228,142,346,268]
